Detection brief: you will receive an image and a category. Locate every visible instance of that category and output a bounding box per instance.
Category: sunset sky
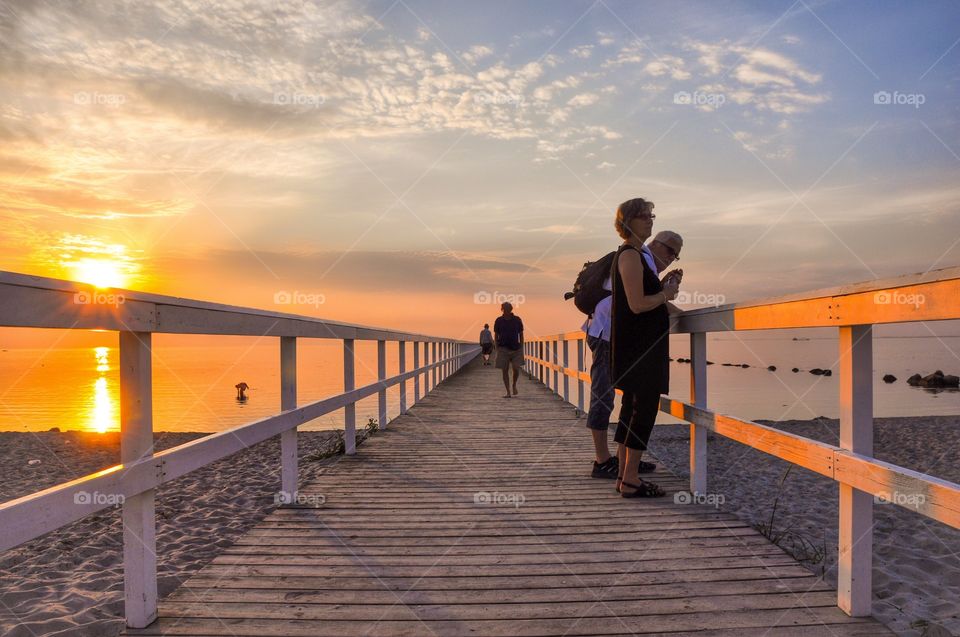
[1,0,959,347]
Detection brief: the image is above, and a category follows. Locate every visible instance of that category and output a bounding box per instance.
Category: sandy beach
[648,415,960,637]
[0,429,351,637]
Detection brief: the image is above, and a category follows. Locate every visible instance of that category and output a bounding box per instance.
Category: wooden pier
[127,358,890,636]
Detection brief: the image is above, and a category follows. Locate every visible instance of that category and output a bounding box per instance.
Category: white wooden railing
[0,270,479,628]
[525,265,960,617]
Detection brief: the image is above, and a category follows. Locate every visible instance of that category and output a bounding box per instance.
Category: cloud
[197,248,541,293]
[508,224,585,234]
[569,45,594,59]
[644,56,691,80]
[462,44,494,64]
[567,92,600,107]
[602,42,645,67]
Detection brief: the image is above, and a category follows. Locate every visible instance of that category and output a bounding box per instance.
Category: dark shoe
[591,456,619,479]
[638,460,656,473]
[620,479,666,498]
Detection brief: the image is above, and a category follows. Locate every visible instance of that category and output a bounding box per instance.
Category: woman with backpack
[609,198,679,498]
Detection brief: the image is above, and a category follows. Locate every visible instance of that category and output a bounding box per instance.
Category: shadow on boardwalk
[128,358,891,636]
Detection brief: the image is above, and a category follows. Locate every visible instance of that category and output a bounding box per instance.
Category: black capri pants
[613,387,660,451]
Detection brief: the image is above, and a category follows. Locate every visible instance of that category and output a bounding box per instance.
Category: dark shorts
[481,343,493,355]
[495,346,524,370]
[586,335,615,431]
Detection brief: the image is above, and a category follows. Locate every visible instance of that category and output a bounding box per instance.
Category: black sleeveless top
[610,244,670,394]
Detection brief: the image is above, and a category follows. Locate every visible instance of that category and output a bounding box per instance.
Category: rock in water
[792,368,799,373]
[810,368,825,375]
[882,374,897,383]
[822,369,832,376]
[767,365,776,371]
[907,373,922,386]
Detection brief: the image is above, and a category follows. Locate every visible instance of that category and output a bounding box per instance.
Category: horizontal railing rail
[524,264,960,618]
[0,270,480,628]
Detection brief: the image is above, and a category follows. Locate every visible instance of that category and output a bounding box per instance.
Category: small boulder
[822,369,832,376]
[740,363,750,368]
[943,375,960,387]
[882,374,897,383]
[767,365,776,371]
[810,368,825,375]
[921,371,945,386]
[907,373,923,386]
[791,368,800,373]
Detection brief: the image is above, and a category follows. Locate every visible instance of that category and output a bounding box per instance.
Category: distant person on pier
[581,229,683,480]
[494,302,524,398]
[610,198,680,498]
[479,323,494,365]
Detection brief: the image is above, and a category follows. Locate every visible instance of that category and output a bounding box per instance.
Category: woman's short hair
[614,198,654,240]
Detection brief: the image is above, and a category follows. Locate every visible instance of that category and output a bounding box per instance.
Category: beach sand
[648,415,960,637]
[0,429,351,637]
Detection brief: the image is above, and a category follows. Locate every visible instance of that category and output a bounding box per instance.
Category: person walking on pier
[582,229,683,480]
[479,323,494,365]
[494,302,524,398]
[610,198,679,498]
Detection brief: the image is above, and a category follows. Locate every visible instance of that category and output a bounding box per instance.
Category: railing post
[432,342,438,389]
[838,324,874,616]
[343,339,356,455]
[399,341,408,415]
[562,339,570,404]
[119,331,157,629]
[280,336,298,504]
[576,337,585,415]
[413,341,421,402]
[690,332,707,495]
[424,341,431,393]
[377,339,387,430]
[552,339,559,393]
[538,342,544,384]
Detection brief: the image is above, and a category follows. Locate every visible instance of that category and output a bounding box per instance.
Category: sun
[70,258,129,289]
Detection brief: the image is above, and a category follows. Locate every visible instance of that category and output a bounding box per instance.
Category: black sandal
[620,479,665,498]
[638,460,656,473]
[615,474,623,492]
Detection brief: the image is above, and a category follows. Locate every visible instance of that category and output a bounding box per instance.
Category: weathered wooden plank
[129,606,880,636]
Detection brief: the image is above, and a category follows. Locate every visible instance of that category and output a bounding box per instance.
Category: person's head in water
[614,198,655,245]
[501,302,513,316]
[648,230,683,271]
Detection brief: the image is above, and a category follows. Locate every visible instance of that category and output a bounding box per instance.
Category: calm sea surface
[0,336,958,433]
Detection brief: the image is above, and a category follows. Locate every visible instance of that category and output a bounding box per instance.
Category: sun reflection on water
[88,347,118,433]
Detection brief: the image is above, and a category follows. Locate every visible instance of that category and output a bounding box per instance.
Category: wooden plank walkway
[128,358,891,636]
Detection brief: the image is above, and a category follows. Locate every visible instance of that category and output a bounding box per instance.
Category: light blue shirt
[582,245,658,342]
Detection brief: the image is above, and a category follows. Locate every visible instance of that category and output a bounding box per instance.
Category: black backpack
[564,251,616,316]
